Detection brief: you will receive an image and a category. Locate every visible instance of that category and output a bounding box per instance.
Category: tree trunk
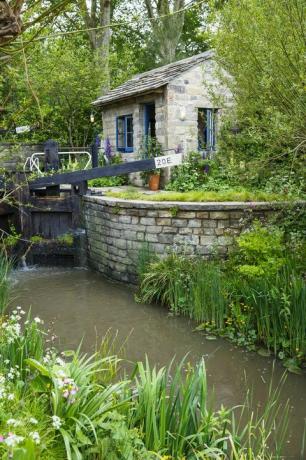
[0,1,23,45]
[79,0,112,93]
[144,0,185,64]
[100,0,111,93]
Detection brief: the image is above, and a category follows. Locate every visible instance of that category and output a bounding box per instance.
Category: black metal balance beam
[29,158,156,190]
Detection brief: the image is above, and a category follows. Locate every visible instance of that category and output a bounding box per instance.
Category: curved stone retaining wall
[83,195,287,284]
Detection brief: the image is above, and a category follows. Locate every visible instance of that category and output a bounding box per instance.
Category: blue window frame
[198,108,217,152]
[116,115,133,152]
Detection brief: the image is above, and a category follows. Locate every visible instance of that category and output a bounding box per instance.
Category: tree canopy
[213,0,305,183]
[0,0,305,184]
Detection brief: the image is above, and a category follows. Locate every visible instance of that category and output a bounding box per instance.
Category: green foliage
[107,187,292,202]
[57,233,74,246]
[1,223,21,251]
[0,255,11,314]
[213,0,305,185]
[137,232,306,365]
[89,176,126,187]
[129,357,222,457]
[1,37,101,146]
[30,235,44,244]
[136,252,194,314]
[0,302,296,459]
[0,310,44,381]
[138,136,164,183]
[232,220,286,278]
[89,154,128,187]
[166,151,209,192]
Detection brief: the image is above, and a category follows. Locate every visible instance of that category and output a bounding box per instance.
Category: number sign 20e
[154,154,182,169]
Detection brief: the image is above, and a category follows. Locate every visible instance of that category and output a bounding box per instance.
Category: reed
[0,254,11,315]
[137,251,306,363]
[137,252,194,314]
[192,261,227,327]
[0,310,44,381]
[129,357,226,457]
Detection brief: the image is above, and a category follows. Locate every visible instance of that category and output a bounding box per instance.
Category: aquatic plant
[0,308,301,459]
[0,309,44,380]
[128,357,223,457]
[0,255,11,314]
[137,252,194,314]
[137,246,306,365]
[0,262,302,459]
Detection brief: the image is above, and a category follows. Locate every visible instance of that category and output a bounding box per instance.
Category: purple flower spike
[104,137,113,159]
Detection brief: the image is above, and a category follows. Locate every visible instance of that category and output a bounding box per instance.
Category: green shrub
[89,176,127,187]
[166,151,209,192]
[89,154,129,187]
[56,233,74,246]
[231,220,286,278]
[136,252,194,314]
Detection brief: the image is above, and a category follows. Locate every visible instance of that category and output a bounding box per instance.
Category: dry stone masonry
[83,196,283,284]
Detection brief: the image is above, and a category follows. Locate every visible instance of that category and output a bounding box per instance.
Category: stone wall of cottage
[101,92,166,160]
[166,60,231,153]
[83,196,281,284]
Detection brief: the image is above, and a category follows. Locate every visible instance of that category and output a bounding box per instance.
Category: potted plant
[139,136,163,191]
[148,168,161,191]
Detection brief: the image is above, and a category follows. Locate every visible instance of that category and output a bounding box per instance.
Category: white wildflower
[3,322,21,342]
[7,393,14,401]
[56,369,66,379]
[4,433,24,447]
[29,417,38,425]
[30,431,40,445]
[51,415,62,430]
[34,317,42,324]
[7,419,22,427]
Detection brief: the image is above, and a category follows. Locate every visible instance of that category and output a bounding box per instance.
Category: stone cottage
[92,50,231,160]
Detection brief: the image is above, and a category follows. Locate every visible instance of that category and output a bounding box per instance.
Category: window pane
[198,108,217,151]
[198,109,207,149]
[117,117,125,148]
[126,116,133,148]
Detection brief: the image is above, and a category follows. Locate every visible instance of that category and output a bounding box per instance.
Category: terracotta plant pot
[148,174,160,191]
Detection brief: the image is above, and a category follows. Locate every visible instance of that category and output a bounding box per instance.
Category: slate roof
[92,50,214,107]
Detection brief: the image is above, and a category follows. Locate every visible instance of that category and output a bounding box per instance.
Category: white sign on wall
[15,126,31,134]
[154,153,182,169]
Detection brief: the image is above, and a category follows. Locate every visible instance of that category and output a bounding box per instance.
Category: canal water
[13,267,305,459]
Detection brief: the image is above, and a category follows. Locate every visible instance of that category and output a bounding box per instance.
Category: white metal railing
[23,151,91,174]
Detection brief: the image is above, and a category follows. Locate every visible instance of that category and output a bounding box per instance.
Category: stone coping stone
[83,195,303,211]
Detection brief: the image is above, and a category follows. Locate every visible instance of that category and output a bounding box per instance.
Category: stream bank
[14,266,306,459]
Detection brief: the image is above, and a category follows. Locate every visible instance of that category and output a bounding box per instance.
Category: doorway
[144,103,156,139]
